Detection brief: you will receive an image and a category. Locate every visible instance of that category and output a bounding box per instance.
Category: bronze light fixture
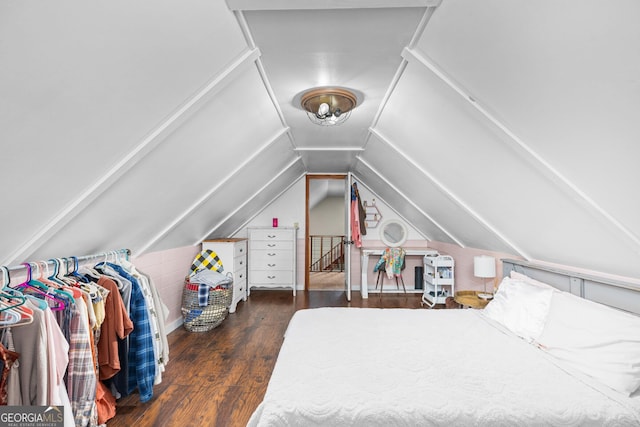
[300,87,358,126]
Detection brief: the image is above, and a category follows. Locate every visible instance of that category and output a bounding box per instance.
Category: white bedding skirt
[248,307,640,426]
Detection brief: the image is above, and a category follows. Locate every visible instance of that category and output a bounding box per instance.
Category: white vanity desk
[360,248,438,298]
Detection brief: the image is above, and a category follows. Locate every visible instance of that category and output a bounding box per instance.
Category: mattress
[248,307,640,426]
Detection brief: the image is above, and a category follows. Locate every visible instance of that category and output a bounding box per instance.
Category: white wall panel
[241,176,308,236]
[419,0,640,249]
[353,164,451,243]
[0,0,247,262]
[27,68,283,260]
[213,162,307,239]
[151,136,302,250]
[377,60,640,277]
[298,150,360,173]
[357,135,515,253]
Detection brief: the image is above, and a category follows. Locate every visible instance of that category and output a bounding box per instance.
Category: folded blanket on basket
[190,269,232,306]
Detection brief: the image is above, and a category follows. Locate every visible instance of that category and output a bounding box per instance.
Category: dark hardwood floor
[107,290,431,427]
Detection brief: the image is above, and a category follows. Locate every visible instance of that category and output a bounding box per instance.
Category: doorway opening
[306,175,346,290]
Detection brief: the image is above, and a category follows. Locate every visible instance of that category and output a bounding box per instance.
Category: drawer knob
[267,244,276,247]
[268,263,276,267]
[268,275,276,279]
[268,253,276,256]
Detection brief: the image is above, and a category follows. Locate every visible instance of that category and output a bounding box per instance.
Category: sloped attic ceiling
[1,0,639,280]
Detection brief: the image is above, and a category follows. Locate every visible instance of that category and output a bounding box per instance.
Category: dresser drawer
[234,240,247,258]
[233,254,246,273]
[250,251,293,270]
[233,265,246,283]
[249,228,294,241]
[250,240,293,251]
[250,270,293,284]
[234,276,246,292]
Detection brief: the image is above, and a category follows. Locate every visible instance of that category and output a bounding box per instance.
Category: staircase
[310,235,345,272]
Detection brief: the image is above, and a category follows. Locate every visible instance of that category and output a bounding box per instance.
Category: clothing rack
[2,248,131,283]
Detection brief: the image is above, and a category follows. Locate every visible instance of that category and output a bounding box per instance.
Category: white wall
[238,179,307,237]
[310,197,344,235]
[355,183,424,243]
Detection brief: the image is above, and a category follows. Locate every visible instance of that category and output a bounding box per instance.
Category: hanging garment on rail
[95,262,155,403]
[96,275,132,381]
[124,262,169,383]
[351,185,360,248]
[8,299,75,427]
[0,341,19,405]
[2,251,169,427]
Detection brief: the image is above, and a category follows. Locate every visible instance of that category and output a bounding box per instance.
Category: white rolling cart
[421,254,455,307]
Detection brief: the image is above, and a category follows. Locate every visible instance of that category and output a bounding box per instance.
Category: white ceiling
[1,0,639,279]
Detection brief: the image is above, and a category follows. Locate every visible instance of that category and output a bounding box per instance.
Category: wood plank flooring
[107,290,430,427]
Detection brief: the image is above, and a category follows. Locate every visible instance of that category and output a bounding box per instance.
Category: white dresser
[248,227,297,296]
[202,238,248,313]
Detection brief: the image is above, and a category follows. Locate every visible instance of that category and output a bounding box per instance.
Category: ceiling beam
[295,147,364,152]
[227,0,441,11]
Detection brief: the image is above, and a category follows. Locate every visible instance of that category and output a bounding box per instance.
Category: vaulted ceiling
[1,0,639,279]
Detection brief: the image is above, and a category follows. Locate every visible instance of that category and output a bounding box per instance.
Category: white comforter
[248,307,640,426]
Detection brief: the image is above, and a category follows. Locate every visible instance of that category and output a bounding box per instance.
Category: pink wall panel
[133,245,200,331]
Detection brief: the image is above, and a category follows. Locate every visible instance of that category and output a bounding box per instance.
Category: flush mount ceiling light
[300,87,358,126]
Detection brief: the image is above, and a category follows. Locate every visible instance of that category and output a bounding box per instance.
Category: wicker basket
[181,279,233,332]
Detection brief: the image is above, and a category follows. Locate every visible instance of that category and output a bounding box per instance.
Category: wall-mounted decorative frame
[363,200,382,228]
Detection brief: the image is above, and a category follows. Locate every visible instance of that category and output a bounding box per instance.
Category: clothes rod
[3,248,131,277]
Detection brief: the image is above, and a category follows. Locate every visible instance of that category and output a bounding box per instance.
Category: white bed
[248,262,640,426]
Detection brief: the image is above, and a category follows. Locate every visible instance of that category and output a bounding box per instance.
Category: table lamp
[474,255,496,300]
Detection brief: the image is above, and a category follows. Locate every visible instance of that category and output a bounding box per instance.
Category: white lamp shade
[474,255,496,278]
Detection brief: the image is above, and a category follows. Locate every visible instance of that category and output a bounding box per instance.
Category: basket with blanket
[181,250,233,332]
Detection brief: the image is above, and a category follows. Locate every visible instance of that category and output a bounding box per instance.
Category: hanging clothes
[2,249,168,427]
[125,262,170,383]
[42,306,75,427]
[96,275,132,381]
[0,342,19,405]
[12,299,48,406]
[66,295,97,427]
[96,262,156,403]
[96,263,133,400]
[351,183,365,248]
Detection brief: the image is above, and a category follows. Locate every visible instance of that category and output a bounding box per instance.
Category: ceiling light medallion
[300,87,358,126]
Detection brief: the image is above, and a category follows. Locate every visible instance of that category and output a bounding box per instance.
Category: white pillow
[536,291,640,396]
[510,270,555,290]
[482,276,554,342]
